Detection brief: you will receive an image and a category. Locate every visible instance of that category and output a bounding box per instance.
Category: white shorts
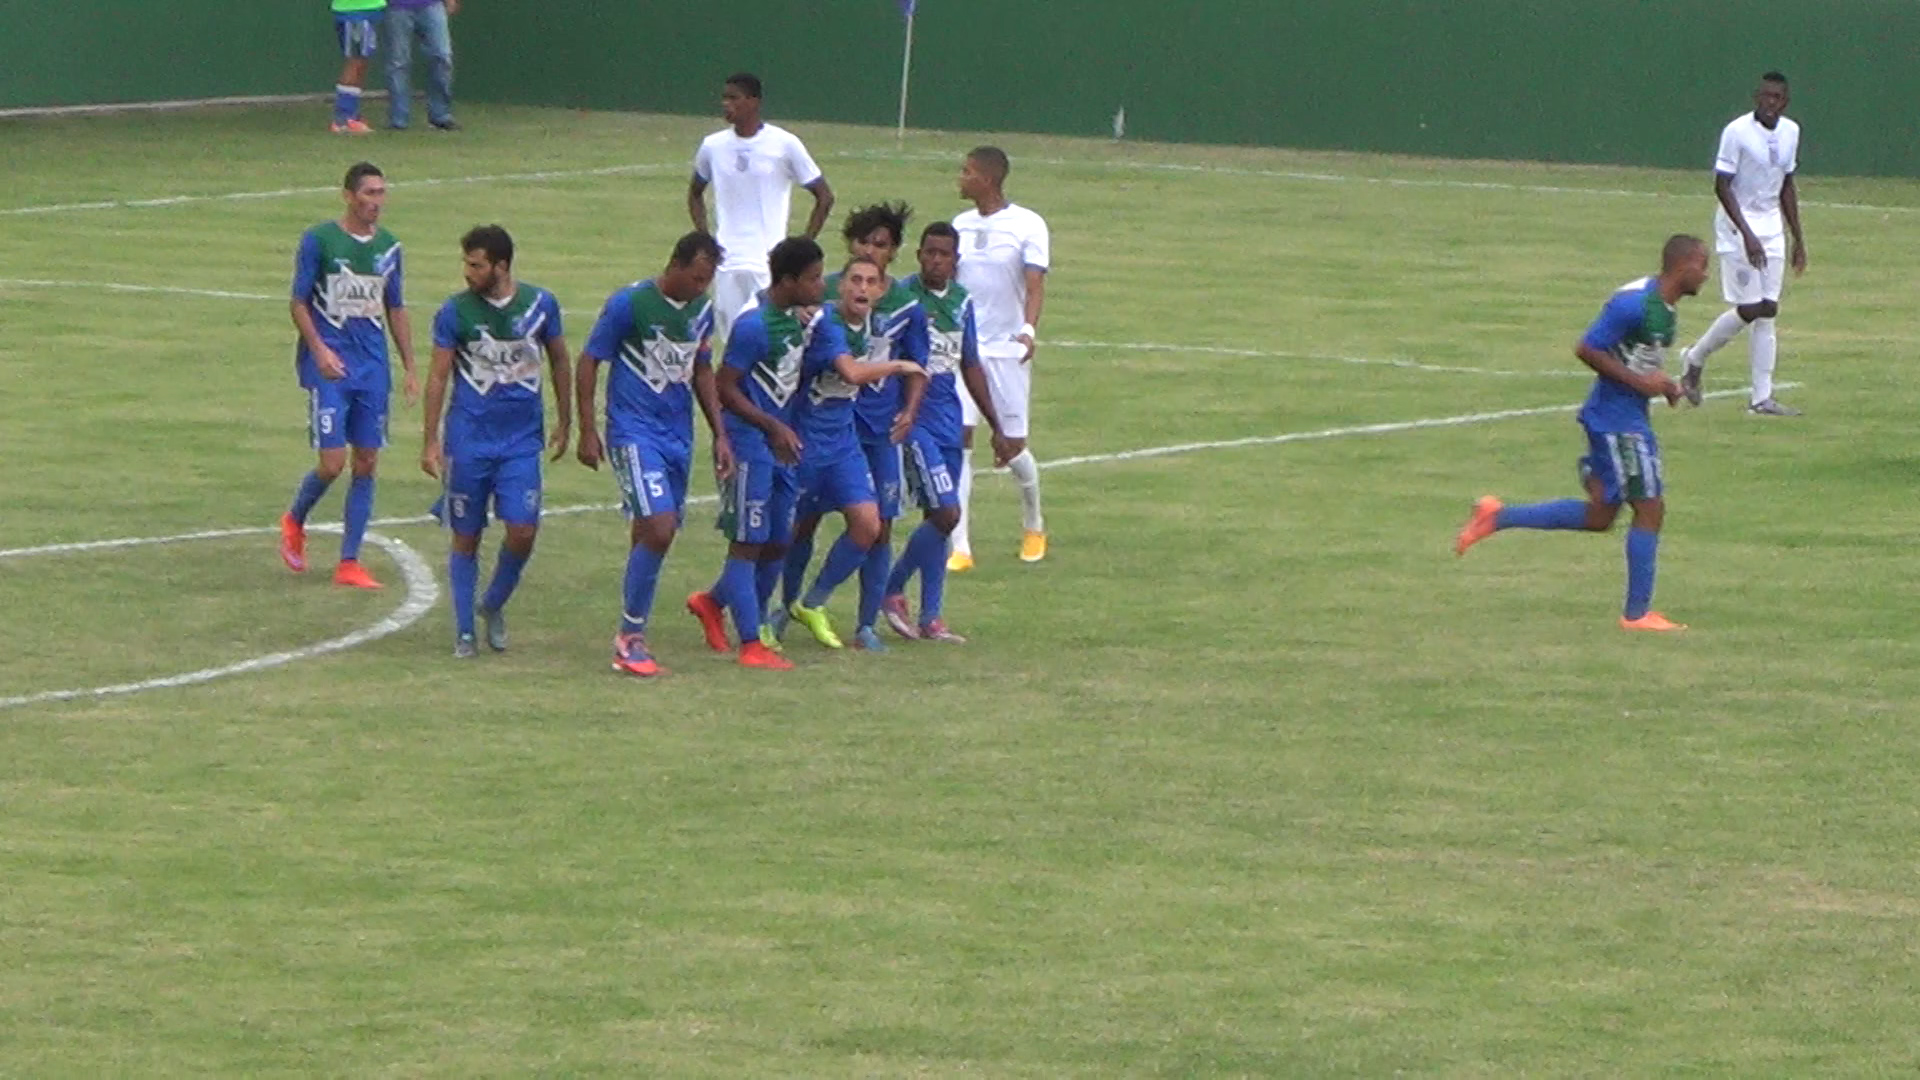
[1714,226,1786,305]
[961,345,1031,439]
[711,266,770,345]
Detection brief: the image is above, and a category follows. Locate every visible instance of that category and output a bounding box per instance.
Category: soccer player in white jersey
[687,72,835,347]
[1678,71,1808,416]
[950,146,1050,569]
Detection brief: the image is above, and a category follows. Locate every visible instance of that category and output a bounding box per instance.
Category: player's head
[460,224,514,295]
[722,73,763,126]
[959,146,1010,201]
[842,201,914,272]
[837,256,882,322]
[916,222,960,289]
[1660,233,1709,297]
[767,235,826,307]
[1753,71,1790,125]
[661,230,723,302]
[341,162,386,227]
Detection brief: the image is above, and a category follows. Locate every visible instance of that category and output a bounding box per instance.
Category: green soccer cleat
[789,602,843,649]
[757,624,785,653]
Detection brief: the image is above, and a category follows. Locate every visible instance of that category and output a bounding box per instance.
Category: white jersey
[953,203,1050,355]
[693,122,823,273]
[1712,112,1800,242]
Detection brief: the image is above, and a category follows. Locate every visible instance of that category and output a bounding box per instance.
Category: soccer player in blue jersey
[419,225,572,657]
[575,232,729,678]
[882,222,1016,642]
[780,202,930,651]
[684,238,920,670]
[280,162,419,590]
[784,256,927,651]
[1455,234,1709,632]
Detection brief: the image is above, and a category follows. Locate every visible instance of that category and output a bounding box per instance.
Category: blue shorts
[718,455,797,545]
[904,431,963,513]
[796,449,879,521]
[861,438,904,520]
[1580,427,1664,504]
[335,12,382,58]
[610,439,689,521]
[308,382,387,450]
[444,452,542,534]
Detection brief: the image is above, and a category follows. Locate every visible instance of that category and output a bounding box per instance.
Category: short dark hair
[919,221,960,247]
[841,201,914,248]
[1662,233,1706,269]
[461,224,514,266]
[726,72,763,99]
[1761,70,1789,87]
[343,161,384,192]
[670,230,724,268]
[967,146,1010,185]
[768,236,824,285]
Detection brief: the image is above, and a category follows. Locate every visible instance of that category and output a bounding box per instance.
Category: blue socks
[782,535,815,609]
[334,84,361,125]
[341,474,375,561]
[1624,527,1659,619]
[755,557,782,614]
[622,544,666,635]
[716,557,760,643]
[482,546,529,613]
[290,471,333,524]
[803,534,869,609]
[885,522,952,623]
[449,550,478,637]
[858,540,891,631]
[1495,499,1588,531]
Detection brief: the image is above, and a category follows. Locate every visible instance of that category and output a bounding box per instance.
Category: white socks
[1686,308,1748,371]
[952,446,974,556]
[1749,317,1778,404]
[1007,449,1045,534]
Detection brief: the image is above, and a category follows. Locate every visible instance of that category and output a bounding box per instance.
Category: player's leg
[418,0,456,129]
[888,436,966,642]
[383,6,415,129]
[332,15,376,133]
[333,388,387,588]
[442,456,491,656]
[988,355,1046,562]
[855,440,902,644]
[691,456,791,668]
[793,457,877,649]
[1455,432,1620,556]
[782,508,822,616]
[1615,432,1682,630]
[611,443,683,675]
[748,467,799,663]
[1746,241,1794,414]
[283,385,349,572]
[1681,242,1765,402]
[949,389,980,571]
[476,453,542,650]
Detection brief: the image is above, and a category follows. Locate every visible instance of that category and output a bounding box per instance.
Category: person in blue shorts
[329,0,387,134]
[1455,234,1710,632]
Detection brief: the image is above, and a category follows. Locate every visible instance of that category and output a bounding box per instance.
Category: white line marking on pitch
[0,529,437,710]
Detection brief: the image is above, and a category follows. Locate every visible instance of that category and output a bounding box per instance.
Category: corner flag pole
[895,0,916,146]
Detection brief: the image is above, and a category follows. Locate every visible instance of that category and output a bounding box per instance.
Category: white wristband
[1018,322,1036,340]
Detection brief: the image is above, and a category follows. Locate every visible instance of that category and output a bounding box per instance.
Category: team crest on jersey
[972,230,988,250]
[927,329,962,376]
[734,150,751,173]
[620,331,699,393]
[1622,342,1667,375]
[460,329,543,394]
[752,340,805,406]
[808,365,860,406]
[321,265,387,323]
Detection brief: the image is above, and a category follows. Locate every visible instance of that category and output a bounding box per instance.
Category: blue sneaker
[478,604,507,652]
[852,626,888,652]
[612,632,661,677]
[428,494,447,524]
[453,633,478,658]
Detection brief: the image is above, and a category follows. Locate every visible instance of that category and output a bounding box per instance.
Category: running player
[882,222,1016,642]
[1455,235,1710,632]
[688,73,834,346]
[575,232,729,677]
[951,146,1050,567]
[419,225,571,657]
[279,161,418,589]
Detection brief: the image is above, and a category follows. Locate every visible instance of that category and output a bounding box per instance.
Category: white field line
[0,529,437,710]
[5,147,1916,217]
[0,91,382,120]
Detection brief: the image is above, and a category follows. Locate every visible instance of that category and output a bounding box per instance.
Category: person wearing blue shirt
[1455,234,1709,632]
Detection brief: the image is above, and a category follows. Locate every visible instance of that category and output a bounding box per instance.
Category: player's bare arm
[419,344,456,477]
[388,304,419,406]
[290,300,345,380]
[543,335,574,461]
[1782,173,1807,274]
[686,175,711,234]
[802,178,836,239]
[891,369,929,445]
[1575,341,1678,406]
[573,351,604,469]
[960,363,1017,466]
[717,365,802,464]
[831,353,920,387]
[1714,172,1766,269]
[691,353,734,480]
[1018,267,1046,362]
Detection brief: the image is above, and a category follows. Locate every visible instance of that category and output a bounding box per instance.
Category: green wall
[0,3,331,109]
[457,0,1920,177]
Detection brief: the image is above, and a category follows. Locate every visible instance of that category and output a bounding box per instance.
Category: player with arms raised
[1455,235,1710,632]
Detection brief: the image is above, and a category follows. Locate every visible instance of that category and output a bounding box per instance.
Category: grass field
[4,101,1920,1075]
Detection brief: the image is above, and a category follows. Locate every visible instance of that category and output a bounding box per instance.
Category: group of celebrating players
[276,74,1052,674]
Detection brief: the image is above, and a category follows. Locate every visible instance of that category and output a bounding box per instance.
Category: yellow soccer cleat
[1019,530,1048,563]
[947,551,975,573]
[789,602,843,649]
